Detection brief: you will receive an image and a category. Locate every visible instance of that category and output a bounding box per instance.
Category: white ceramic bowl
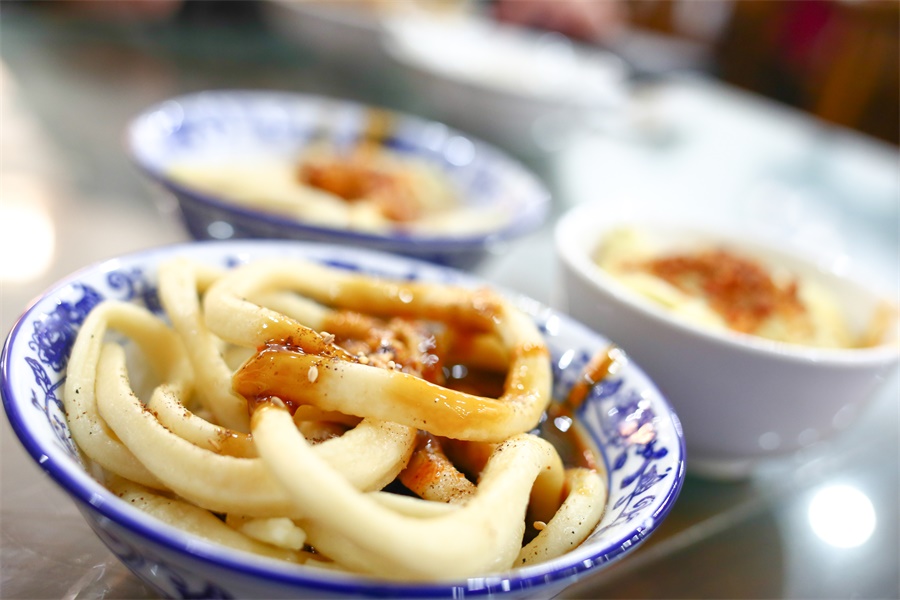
[126,90,550,269]
[1,240,684,599]
[382,15,628,152]
[555,202,900,479]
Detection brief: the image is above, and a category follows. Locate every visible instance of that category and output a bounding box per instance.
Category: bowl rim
[554,202,900,366]
[380,15,628,111]
[1,239,686,597]
[125,89,551,251]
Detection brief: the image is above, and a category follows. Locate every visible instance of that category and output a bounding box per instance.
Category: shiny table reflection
[1,6,897,599]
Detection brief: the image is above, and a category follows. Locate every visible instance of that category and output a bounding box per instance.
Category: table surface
[1,5,898,599]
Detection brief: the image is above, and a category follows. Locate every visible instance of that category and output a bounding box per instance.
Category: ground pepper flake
[642,249,806,334]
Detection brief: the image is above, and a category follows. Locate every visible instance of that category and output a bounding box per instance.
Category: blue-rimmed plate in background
[126,91,551,269]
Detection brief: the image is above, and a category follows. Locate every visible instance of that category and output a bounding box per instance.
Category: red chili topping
[643,249,806,334]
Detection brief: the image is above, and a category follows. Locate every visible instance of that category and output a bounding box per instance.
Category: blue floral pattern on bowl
[1,240,685,599]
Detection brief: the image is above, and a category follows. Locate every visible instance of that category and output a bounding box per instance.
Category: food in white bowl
[1,240,684,598]
[555,203,899,479]
[127,91,551,269]
[594,226,890,349]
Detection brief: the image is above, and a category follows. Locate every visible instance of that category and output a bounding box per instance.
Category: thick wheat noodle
[144,373,360,460]
[146,385,257,458]
[64,302,192,489]
[245,282,509,374]
[107,477,312,564]
[292,405,361,429]
[67,259,607,578]
[234,342,547,442]
[369,491,460,518]
[211,259,551,442]
[450,431,572,540]
[203,259,500,347]
[157,258,251,432]
[516,467,607,566]
[252,402,566,579]
[156,260,362,454]
[444,330,509,372]
[95,343,416,516]
[202,257,513,372]
[251,290,329,329]
[398,434,476,504]
[442,438,497,480]
[204,260,551,442]
[223,513,308,551]
[316,306,509,373]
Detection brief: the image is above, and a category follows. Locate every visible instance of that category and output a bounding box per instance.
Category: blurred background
[4,0,897,319]
[1,1,898,599]
[5,0,897,143]
[623,0,899,146]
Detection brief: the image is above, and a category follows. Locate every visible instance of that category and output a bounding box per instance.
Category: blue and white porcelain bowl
[1,241,685,599]
[126,91,551,269]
